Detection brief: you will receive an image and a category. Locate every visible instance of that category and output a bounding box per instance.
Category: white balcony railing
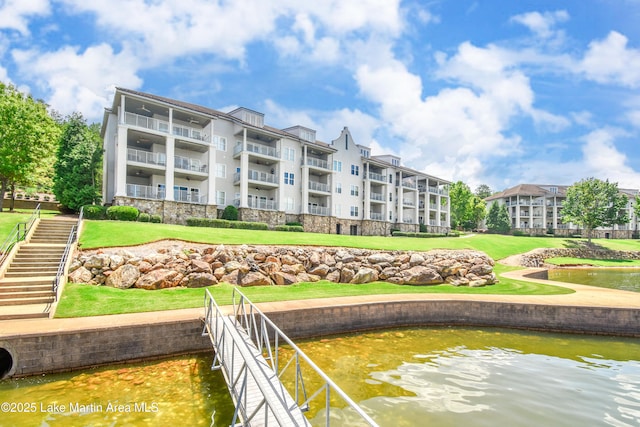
[248,170,278,184]
[174,190,207,204]
[306,157,330,170]
[249,198,278,210]
[366,172,386,182]
[175,155,207,173]
[124,112,169,133]
[370,212,384,220]
[370,192,384,201]
[234,142,279,158]
[402,199,415,206]
[403,218,414,224]
[127,148,166,166]
[126,184,164,200]
[402,180,417,189]
[309,181,330,192]
[308,205,330,216]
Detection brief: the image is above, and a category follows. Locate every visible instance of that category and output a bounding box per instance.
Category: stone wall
[113,197,218,225]
[361,220,391,236]
[69,244,497,289]
[518,247,640,267]
[238,208,286,228]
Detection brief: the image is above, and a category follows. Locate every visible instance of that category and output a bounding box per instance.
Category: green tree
[450,181,485,230]
[562,177,629,242]
[53,114,102,212]
[0,82,60,211]
[474,184,492,199]
[486,202,511,234]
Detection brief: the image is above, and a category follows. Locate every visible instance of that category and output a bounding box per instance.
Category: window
[215,163,226,178]
[216,191,226,205]
[157,184,166,198]
[350,185,359,196]
[351,165,359,176]
[350,206,359,217]
[333,160,342,172]
[550,186,558,194]
[389,192,393,201]
[284,147,295,161]
[335,204,342,216]
[284,172,295,185]
[336,182,342,194]
[392,158,400,166]
[214,136,227,151]
[285,197,294,211]
[389,174,393,183]
[360,148,370,158]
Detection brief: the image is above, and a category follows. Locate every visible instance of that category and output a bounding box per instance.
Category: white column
[240,128,249,208]
[114,129,128,197]
[165,136,175,201]
[301,145,309,214]
[207,146,216,206]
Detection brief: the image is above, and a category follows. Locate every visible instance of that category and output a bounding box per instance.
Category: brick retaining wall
[1,300,638,378]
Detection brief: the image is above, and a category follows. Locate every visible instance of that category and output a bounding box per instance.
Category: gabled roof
[486,184,569,201]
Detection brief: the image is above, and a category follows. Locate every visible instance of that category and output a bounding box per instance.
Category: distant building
[485,183,639,238]
[101,88,451,235]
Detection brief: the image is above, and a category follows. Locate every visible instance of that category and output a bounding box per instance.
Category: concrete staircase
[0,218,76,321]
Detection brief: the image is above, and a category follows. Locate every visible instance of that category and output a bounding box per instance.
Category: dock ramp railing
[204,288,379,426]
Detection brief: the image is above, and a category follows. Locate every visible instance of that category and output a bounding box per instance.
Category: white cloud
[580,31,640,88]
[12,43,142,118]
[510,10,569,39]
[0,0,50,35]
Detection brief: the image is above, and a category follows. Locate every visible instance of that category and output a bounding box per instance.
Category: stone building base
[238,208,286,229]
[113,197,218,225]
[515,227,637,239]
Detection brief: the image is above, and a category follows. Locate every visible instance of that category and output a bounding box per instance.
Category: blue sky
[1,0,640,192]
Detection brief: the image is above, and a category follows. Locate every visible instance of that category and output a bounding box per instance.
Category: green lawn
[546,257,640,266]
[55,267,573,318]
[0,209,61,237]
[79,220,639,260]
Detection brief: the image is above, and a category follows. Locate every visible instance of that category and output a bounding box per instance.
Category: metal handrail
[52,206,83,299]
[204,288,379,426]
[0,203,41,267]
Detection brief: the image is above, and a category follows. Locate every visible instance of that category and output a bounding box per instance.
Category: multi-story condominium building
[101,88,451,235]
[485,183,639,238]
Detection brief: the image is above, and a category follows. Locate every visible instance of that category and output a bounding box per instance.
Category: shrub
[106,205,139,221]
[391,231,453,238]
[512,230,530,237]
[275,225,304,232]
[82,204,107,220]
[419,223,427,233]
[221,205,238,221]
[186,217,268,230]
[150,214,162,223]
[285,222,303,227]
[138,213,151,222]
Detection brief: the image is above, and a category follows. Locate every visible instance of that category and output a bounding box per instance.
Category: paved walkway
[1,268,638,339]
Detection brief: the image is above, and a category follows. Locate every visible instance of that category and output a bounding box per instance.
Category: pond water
[1,327,639,426]
[548,268,640,292]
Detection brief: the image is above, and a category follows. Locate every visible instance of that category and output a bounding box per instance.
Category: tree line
[0,82,102,212]
[450,178,635,242]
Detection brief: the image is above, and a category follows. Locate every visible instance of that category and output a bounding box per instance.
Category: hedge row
[392,231,460,238]
[186,217,268,230]
[274,225,304,232]
[82,205,161,223]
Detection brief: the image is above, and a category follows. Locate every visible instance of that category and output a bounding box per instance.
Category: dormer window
[229,107,264,128]
[392,158,400,166]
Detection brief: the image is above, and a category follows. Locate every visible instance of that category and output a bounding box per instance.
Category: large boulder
[399,266,442,285]
[135,269,182,290]
[239,271,271,287]
[350,267,379,284]
[190,259,212,274]
[69,266,93,283]
[180,272,218,288]
[367,253,395,264]
[105,264,140,289]
[272,271,298,285]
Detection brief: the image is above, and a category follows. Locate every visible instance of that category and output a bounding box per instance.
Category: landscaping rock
[135,269,181,290]
[106,264,140,289]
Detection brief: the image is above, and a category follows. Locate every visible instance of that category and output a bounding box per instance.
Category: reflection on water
[0,354,235,427]
[1,328,639,426]
[291,327,640,427]
[548,268,640,292]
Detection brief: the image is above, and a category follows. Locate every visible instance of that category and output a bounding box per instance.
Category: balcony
[429,203,438,210]
[402,199,415,207]
[127,148,166,166]
[234,170,279,186]
[124,112,169,133]
[370,212,384,221]
[403,218,414,224]
[370,192,384,201]
[233,198,278,211]
[366,172,386,183]
[308,205,330,216]
[306,157,330,170]
[126,184,163,200]
[175,155,207,173]
[308,181,330,193]
[172,125,208,142]
[428,186,448,195]
[401,179,417,189]
[174,190,207,204]
[234,142,279,159]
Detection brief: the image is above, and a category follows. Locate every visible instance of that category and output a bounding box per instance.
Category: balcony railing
[234,142,279,158]
[428,186,448,195]
[401,180,417,189]
[174,190,207,204]
[308,181,330,192]
[234,198,278,211]
[402,199,415,206]
[403,218,414,224]
[127,148,166,166]
[126,184,163,200]
[249,170,278,184]
[308,205,330,216]
[173,125,208,142]
[366,172,386,182]
[124,112,169,133]
[306,157,330,170]
[370,212,384,220]
[175,155,207,173]
[429,203,438,210]
[370,192,384,201]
